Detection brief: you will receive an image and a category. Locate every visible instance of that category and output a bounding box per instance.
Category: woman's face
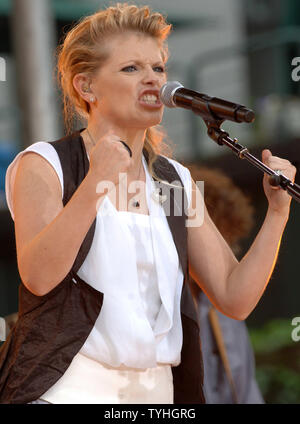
[90,31,167,129]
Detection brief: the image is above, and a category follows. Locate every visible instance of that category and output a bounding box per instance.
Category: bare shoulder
[13,151,63,257]
[13,151,63,205]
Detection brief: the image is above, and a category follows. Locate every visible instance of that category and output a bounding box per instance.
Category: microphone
[160,81,255,124]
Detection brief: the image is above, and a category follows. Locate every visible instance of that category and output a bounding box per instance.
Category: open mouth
[139,94,162,107]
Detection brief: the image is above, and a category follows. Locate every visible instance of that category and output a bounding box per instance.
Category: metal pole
[206,123,300,203]
[11,0,61,148]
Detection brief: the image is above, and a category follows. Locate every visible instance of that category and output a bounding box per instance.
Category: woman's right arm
[13,151,105,296]
[13,133,132,296]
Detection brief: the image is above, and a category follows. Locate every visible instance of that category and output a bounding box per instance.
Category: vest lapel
[143,149,188,274]
[143,148,205,404]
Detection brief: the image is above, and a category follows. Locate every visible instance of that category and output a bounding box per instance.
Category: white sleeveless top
[5,140,193,403]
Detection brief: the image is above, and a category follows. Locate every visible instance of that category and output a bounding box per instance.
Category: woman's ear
[73,73,95,103]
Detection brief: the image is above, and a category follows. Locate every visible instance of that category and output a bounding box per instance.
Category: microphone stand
[203,119,300,204]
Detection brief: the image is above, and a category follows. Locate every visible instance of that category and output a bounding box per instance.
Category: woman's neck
[82,120,147,178]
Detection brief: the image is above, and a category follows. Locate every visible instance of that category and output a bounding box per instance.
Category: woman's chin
[139,112,164,128]
[117,111,163,129]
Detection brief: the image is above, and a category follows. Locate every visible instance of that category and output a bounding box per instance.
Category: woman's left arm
[187,149,297,320]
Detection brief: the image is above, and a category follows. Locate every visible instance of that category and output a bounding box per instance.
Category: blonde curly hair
[56,2,174,180]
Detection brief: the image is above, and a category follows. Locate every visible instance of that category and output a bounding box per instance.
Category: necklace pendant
[132,200,140,208]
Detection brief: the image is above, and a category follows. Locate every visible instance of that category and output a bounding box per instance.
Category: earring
[90,96,95,103]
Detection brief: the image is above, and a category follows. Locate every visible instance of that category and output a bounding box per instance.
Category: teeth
[140,94,158,103]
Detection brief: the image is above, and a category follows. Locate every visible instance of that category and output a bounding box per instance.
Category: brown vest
[0,130,205,404]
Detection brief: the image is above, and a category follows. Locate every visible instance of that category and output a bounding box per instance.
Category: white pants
[38,353,174,404]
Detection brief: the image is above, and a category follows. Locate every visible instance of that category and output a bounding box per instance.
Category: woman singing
[0,3,296,404]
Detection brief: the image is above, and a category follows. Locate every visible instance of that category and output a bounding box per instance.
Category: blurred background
[0,0,299,403]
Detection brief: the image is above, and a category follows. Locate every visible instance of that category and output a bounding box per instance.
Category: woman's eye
[122,65,137,72]
[122,65,165,73]
[154,66,165,73]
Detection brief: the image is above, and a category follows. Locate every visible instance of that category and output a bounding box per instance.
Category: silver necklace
[86,128,142,208]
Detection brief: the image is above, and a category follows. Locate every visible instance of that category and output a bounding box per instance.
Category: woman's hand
[262,149,297,216]
[88,131,132,187]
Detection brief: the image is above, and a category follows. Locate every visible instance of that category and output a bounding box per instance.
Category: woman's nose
[142,66,160,85]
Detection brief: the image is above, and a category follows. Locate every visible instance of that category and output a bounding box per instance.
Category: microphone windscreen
[159,81,183,107]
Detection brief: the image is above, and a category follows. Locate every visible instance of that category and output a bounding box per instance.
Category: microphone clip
[204,119,228,146]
